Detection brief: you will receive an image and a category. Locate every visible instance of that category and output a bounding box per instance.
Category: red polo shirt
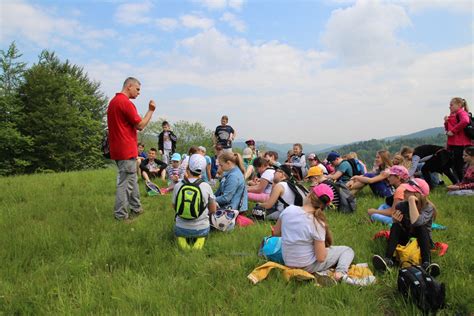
[107,93,142,160]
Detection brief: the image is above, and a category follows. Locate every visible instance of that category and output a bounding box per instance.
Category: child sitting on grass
[447,146,474,196]
[272,184,358,285]
[162,153,184,193]
[172,154,216,250]
[372,178,441,277]
[367,165,410,224]
[346,150,393,198]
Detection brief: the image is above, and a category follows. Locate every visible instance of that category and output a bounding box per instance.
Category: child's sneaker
[422,262,441,277]
[314,272,337,287]
[341,274,376,286]
[372,255,394,272]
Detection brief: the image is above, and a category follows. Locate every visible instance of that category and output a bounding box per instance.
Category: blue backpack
[258,236,284,264]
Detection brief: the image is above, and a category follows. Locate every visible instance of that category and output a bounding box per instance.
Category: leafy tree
[173,120,214,154]
[17,50,108,172]
[0,42,32,175]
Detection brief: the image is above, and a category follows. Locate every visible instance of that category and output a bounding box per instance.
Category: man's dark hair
[149,148,157,152]
[253,157,269,168]
[265,151,279,160]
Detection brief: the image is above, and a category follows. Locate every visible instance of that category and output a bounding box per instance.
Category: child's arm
[247,179,270,193]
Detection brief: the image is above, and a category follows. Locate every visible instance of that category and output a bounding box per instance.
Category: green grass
[0,168,472,315]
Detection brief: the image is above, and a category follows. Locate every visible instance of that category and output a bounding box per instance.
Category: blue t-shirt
[336,160,353,183]
[201,155,212,182]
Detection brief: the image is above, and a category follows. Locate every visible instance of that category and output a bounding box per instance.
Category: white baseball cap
[188,154,206,174]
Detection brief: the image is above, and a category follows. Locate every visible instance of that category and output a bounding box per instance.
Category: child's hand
[392,210,403,223]
[367,208,377,216]
[408,195,418,203]
[447,185,459,191]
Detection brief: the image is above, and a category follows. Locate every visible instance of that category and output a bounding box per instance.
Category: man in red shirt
[107,77,156,221]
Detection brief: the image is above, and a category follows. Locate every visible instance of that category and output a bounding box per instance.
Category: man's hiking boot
[372,255,394,272]
[314,272,337,287]
[422,262,441,277]
[130,208,144,217]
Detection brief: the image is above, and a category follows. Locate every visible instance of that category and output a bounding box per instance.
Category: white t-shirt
[276,182,296,212]
[260,168,275,194]
[317,163,328,175]
[163,131,172,151]
[279,205,326,268]
[173,178,215,231]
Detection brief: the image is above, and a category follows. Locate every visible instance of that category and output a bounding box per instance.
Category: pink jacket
[444,109,472,146]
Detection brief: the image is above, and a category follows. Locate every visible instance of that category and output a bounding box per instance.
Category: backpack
[278,180,309,208]
[323,180,356,213]
[175,178,205,220]
[397,265,446,313]
[345,158,363,176]
[258,236,284,264]
[101,129,110,159]
[456,111,474,140]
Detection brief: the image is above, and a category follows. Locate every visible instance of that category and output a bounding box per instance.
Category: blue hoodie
[215,166,248,211]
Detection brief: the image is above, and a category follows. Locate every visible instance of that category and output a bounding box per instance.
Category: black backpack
[398,265,445,314]
[323,180,356,213]
[345,158,363,176]
[456,112,474,140]
[278,180,309,207]
[101,129,110,159]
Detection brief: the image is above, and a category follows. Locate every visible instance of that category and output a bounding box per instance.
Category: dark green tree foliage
[0,42,33,175]
[319,133,446,167]
[17,50,108,172]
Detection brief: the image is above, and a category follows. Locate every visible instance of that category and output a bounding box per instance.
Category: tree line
[0,42,108,176]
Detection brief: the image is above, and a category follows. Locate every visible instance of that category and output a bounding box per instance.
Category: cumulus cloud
[84,19,472,144]
[192,0,244,11]
[0,0,116,49]
[321,0,413,65]
[114,1,153,25]
[220,12,246,32]
[155,18,179,31]
[180,14,214,29]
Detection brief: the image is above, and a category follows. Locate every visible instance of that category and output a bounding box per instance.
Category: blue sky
[1,0,473,144]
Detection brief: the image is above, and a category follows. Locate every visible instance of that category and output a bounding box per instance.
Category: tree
[17,50,108,172]
[0,42,32,175]
[172,120,214,154]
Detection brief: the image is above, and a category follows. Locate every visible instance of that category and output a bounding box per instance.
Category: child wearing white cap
[172,154,217,250]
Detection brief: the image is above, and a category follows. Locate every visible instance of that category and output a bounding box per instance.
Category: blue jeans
[370,203,393,224]
[174,225,210,238]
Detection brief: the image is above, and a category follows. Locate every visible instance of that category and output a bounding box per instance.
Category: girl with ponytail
[444,97,473,181]
[273,184,355,284]
[214,152,248,211]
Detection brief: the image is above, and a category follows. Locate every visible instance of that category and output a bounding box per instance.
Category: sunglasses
[215,209,237,220]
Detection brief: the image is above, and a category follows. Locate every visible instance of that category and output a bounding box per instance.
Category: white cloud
[192,0,244,11]
[180,14,214,29]
[220,12,246,32]
[394,0,472,13]
[0,0,116,49]
[84,20,472,144]
[321,0,413,65]
[155,18,179,31]
[114,1,153,25]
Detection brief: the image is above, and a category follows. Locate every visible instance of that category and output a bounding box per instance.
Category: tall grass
[0,168,472,315]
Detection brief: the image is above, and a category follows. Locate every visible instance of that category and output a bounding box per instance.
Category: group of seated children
[144,138,471,282]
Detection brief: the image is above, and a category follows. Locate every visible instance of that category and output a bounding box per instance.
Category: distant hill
[236,126,446,165]
[383,127,444,141]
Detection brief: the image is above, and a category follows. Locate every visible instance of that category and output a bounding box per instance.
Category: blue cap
[326,151,340,163]
[171,153,181,161]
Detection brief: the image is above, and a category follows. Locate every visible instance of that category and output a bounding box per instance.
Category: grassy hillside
[0,169,472,315]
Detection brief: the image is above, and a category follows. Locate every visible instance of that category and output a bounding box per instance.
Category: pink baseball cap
[312,183,334,205]
[389,165,409,181]
[401,178,430,196]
